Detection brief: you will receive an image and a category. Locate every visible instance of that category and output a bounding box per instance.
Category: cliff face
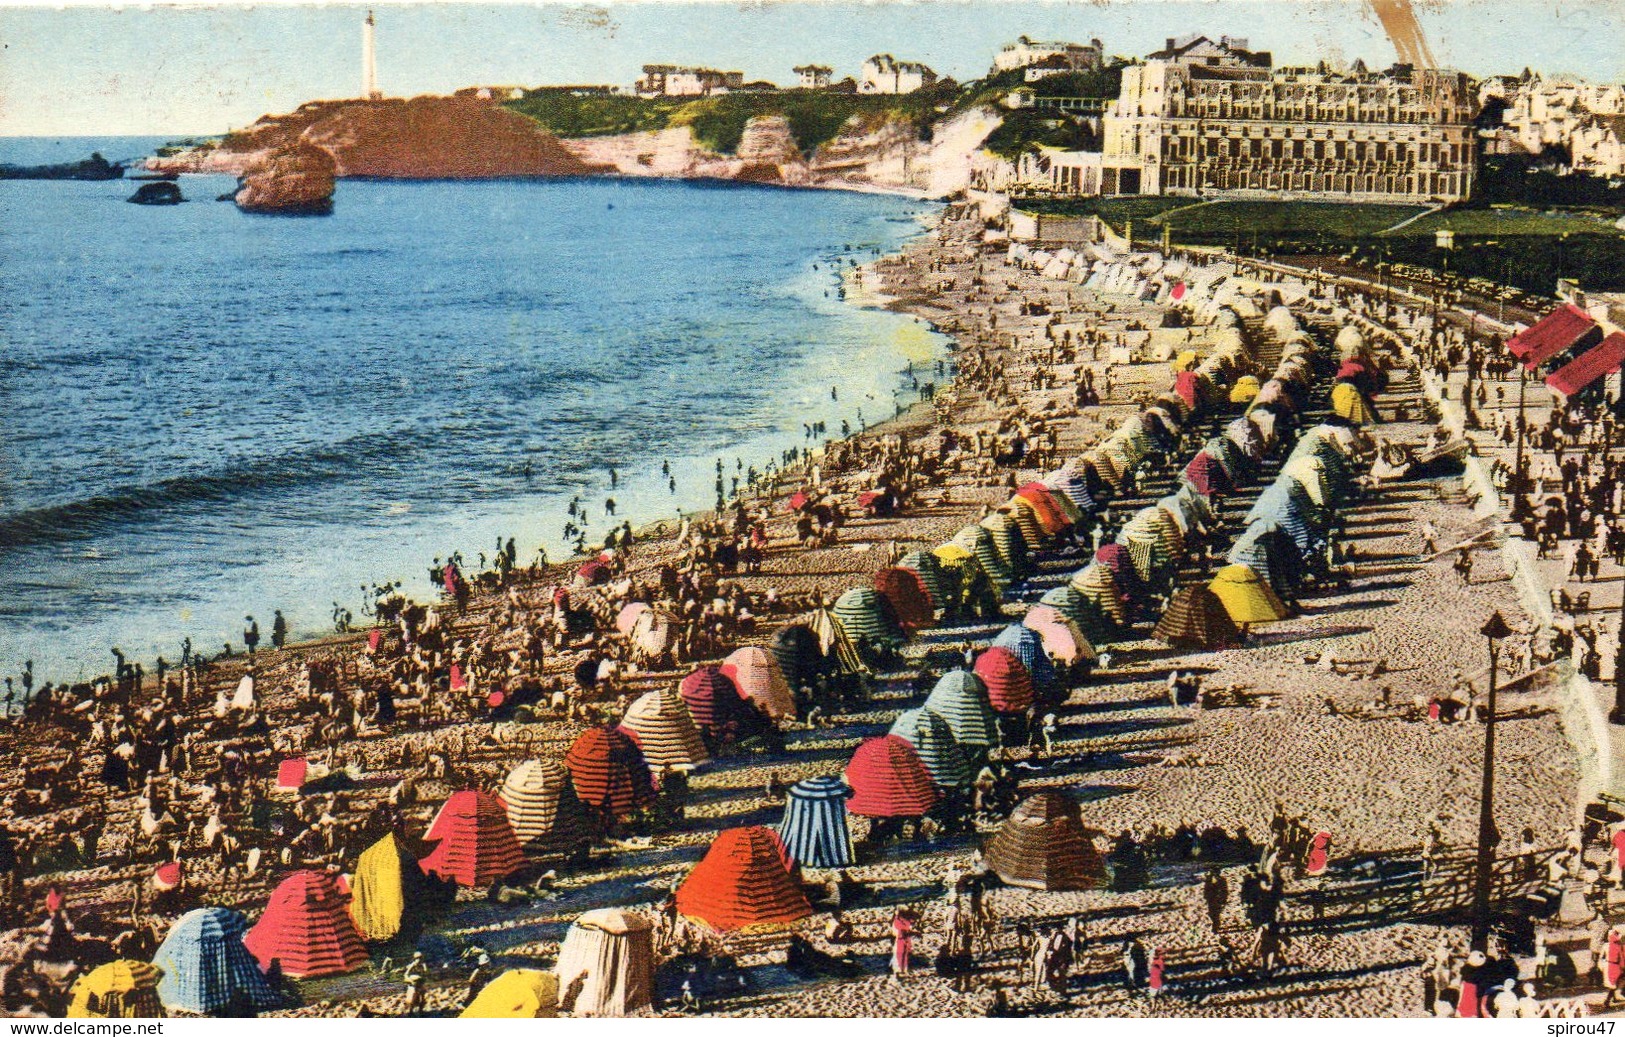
[235,142,336,214]
[149,96,606,179]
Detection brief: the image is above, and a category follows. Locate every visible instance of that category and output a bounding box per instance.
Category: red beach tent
[564,725,655,820]
[973,646,1035,714]
[674,826,812,933]
[418,790,527,887]
[872,566,934,632]
[244,869,369,978]
[678,665,749,737]
[1547,332,1625,400]
[276,759,309,792]
[844,735,939,818]
[1509,304,1602,371]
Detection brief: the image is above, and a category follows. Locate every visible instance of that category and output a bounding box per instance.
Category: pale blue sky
[2,0,1622,136]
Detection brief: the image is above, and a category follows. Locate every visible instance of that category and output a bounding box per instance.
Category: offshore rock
[235,143,337,215]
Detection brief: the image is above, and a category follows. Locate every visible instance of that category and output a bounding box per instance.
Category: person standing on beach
[243,617,259,657]
[271,610,287,650]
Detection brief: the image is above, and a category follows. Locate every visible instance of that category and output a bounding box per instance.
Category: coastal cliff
[234,142,336,214]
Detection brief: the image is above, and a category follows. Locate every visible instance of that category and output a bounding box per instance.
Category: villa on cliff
[794,65,834,89]
[636,65,744,98]
[859,54,937,95]
[992,36,1105,78]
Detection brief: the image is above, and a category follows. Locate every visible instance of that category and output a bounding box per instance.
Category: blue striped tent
[953,525,1012,595]
[1044,472,1098,515]
[831,587,906,650]
[896,550,952,617]
[992,624,1061,700]
[922,671,999,751]
[888,708,973,789]
[153,907,279,1015]
[777,776,854,869]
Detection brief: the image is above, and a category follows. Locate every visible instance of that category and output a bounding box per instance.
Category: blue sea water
[0,136,946,683]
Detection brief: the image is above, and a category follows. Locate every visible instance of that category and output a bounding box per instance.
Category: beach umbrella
[152,908,279,1015]
[777,776,855,868]
[621,689,710,770]
[888,708,973,789]
[1209,564,1291,625]
[873,566,935,632]
[831,586,907,650]
[896,550,952,616]
[721,645,797,720]
[1023,604,1097,665]
[922,671,1000,751]
[973,647,1035,714]
[980,512,1032,580]
[564,726,655,821]
[992,624,1061,700]
[68,962,164,1019]
[1153,585,1240,651]
[769,624,829,695]
[501,759,593,855]
[553,909,654,1017]
[420,790,527,887]
[462,969,559,1019]
[676,827,812,934]
[984,792,1106,892]
[245,870,369,979]
[844,735,939,818]
[1331,382,1378,425]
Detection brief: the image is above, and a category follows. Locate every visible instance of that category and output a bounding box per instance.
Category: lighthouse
[362,10,380,100]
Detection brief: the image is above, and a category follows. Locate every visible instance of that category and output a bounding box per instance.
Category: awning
[1546,331,1625,398]
[1509,304,1601,370]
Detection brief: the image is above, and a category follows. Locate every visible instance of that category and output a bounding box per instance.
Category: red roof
[675,827,811,932]
[419,790,527,887]
[1547,332,1625,398]
[844,735,939,818]
[564,725,654,819]
[1509,304,1600,370]
[245,870,370,978]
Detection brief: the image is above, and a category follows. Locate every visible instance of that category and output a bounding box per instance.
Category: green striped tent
[888,708,973,789]
[897,550,953,618]
[953,525,1012,596]
[1039,584,1091,629]
[831,587,906,650]
[922,670,1000,751]
[1070,563,1129,630]
[980,511,1032,581]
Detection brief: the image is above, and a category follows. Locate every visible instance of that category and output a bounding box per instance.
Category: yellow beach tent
[68,961,164,1018]
[1331,382,1378,425]
[462,969,559,1018]
[1208,564,1290,624]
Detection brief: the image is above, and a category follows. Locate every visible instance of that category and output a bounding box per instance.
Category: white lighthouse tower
[362,10,380,100]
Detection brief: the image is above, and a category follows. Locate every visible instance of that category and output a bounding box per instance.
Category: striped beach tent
[1209,563,1290,624]
[1093,543,1148,605]
[676,826,812,933]
[1156,494,1202,540]
[501,759,593,854]
[1183,453,1232,499]
[462,969,559,1019]
[245,869,369,979]
[1001,497,1050,555]
[992,624,1061,700]
[777,776,855,868]
[769,624,827,694]
[1331,381,1378,425]
[1044,470,1098,515]
[985,792,1106,892]
[831,587,906,650]
[1072,562,1130,628]
[1281,455,1334,509]
[629,606,678,659]
[873,566,935,632]
[1039,584,1091,629]
[844,735,940,818]
[889,708,973,789]
[922,670,1000,751]
[954,525,1011,593]
[621,689,710,770]
[679,666,748,738]
[1121,505,1183,558]
[553,909,654,1017]
[721,645,797,720]
[420,790,528,887]
[1023,604,1096,665]
[564,726,655,821]
[1228,523,1300,596]
[1153,585,1240,651]
[897,550,953,617]
[973,647,1035,714]
[1031,478,1084,527]
[348,832,435,943]
[982,511,1032,579]
[801,607,867,674]
[68,962,164,1019]
[152,908,279,1015]
[1224,416,1268,461]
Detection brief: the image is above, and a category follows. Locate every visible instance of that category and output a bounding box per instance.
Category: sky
[1,0,1623,137]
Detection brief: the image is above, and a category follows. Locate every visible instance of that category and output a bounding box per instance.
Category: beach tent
[68,962,164,1019]
[420,790,528,887]
[621,688,710,770]
[628,607,678,660]
[1121,505,1183,559]
[679,666,752,740]
[462,969,559,1019]
[992,623,1061,700]
[922,671,1000,751]
[1281,455,1335,509]
[1153,585,1240,650]
[800,607,867,674]
[554,909,654,1017]
[981,511,1033,580]
[501,759,593,854]
[888,708,973,789]
[675,826,812,933]
[872,566,935,633]
[1229,524,1301,596]
[615,603,649,636]
[1182,452,1232,498]
[1026,480,1082,528]
[1224,417,1268,461]
[1038,584,1091,630]
[152,907,279,1015]
[564,726,655,821]
[1001,497,1050,555]
[1072,562,1131,628]
[777,776,855,868]
[1330,382,1378,425]
[348,833,438,943]
[1209,564,1290,624]
[720,646,797,720]
[984,792,1106,892]
[769,624,830,694]
[1044,470,1098,514]
[245,869,369,979]
[973,647,1036,714]
[896,550,952,617]
[1228,374,1261,405]
[953,525,1013,594]
[1023,604,1097,665]
[844,735,940,818]
[831,587,907,650]
[1093,544,1148,604]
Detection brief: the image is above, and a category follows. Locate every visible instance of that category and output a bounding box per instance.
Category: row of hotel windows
[1155,166,1468,197]
[1151,134,1467,166]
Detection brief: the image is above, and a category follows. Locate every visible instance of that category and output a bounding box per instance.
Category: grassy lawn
[1014,196,1190,230]
[1152,200,1428,238]
[1389,205,1624,238]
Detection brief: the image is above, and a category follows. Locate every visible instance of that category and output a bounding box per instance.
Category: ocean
[0,136,947,685]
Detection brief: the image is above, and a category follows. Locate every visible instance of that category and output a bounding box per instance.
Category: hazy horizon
[1,0,1623,137]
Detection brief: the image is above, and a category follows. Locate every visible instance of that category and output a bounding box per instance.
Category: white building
[1498,75,1625,177]
[1016,147,1104,196]
[859,54,937,95]
[794,65,833,89]
[993,36,1104,75]
[636,65,744,98]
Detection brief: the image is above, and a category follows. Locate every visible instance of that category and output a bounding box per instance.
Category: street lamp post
[1612,577,1625,726]
[1510,365,1530,523]
[1472,609,1512,952]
